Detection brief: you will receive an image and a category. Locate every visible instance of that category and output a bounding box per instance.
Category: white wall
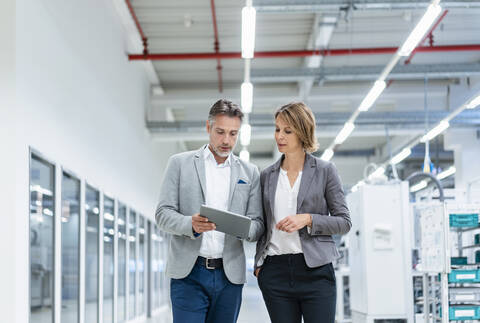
[17,0,176,215]
[5,0,178,322]
[0,0,17,322]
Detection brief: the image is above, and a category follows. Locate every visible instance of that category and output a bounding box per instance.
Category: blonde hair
[275,102,319,153]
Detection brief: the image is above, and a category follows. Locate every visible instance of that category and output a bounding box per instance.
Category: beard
[212,145,233,158]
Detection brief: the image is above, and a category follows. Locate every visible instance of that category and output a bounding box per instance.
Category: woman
[254,102,352,323]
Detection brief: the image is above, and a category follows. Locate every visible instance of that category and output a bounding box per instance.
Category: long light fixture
[466,95,480,109]
[369,166,385,179]
[358,80,387,112]
[410,180,428,192]
[319,0,443,159]
[334,122,355,145]
[398,2,442,56]
[240,123,252,146]
[241,82,253,113]
[437,166,456,180]
[391,148,412,165]
[321,148,334,161]
[240,148,250,162]
[421,120,450,142]
[241,5,256,59]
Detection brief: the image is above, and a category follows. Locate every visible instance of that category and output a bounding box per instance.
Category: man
[155,99,264,323]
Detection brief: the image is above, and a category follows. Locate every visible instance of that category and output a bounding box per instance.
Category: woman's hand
[276,213,312,233]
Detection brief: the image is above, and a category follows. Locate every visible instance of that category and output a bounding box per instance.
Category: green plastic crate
[451,257,468,265]
[448,269,480,283]
[449,306,480,321]
[449,213,479,228]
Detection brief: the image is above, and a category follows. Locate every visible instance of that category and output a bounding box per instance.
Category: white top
[199,146,231,258]
[265,168,303,257]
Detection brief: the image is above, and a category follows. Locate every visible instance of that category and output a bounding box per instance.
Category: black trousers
[258,254,336,323]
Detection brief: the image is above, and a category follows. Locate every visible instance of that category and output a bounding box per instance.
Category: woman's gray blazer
[254,153,352,270]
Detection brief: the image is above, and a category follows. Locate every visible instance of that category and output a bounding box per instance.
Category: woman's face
[275,116,303,154]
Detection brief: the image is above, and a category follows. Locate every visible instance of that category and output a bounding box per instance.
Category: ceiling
[123,0,480,184]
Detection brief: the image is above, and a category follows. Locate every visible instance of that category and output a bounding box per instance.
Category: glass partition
[139,216,146,315]
[103,196,115,323]
[117,204,127,322]
[29,155,55,323]
[61,172,80,323]
[85,186,99,323]
[128,210,137,319]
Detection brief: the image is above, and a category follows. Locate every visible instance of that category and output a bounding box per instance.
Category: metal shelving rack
[416,203,480,322]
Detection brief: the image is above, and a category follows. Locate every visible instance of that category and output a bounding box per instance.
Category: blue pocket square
[238,179,248,184]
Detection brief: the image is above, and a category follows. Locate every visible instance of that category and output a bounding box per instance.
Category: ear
[206,120,211,133]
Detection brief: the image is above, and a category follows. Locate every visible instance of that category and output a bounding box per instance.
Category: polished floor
[146,284,270,323]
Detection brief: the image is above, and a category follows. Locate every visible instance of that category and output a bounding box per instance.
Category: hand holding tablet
[200,205,251,239]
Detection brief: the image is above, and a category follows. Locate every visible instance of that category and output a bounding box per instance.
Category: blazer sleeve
[155,155,196,239]
[246,166,265,242]
[309,162,352,236]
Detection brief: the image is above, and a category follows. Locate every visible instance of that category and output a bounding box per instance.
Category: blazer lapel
[268,156,283,225]
[227,157,240,209]
[297,154,316,211]
[193,146,207,201]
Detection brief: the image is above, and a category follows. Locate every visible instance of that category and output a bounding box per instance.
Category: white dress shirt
[199,146,231,258]
[266,168,303,257]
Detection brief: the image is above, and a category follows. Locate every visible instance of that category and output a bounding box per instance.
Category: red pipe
[126,0,149,54]
[210,0,223,93]
[128,44,480,61]
[405,10,449,65]
[388,9,449,89]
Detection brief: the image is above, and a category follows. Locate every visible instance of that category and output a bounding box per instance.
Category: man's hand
[276,213,312,233]
[254,268,261,277]
[192,213,216,234]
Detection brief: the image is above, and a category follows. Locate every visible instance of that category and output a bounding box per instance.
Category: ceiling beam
[254,0,480,12]
[251,63,480,83]
[147,110,480,141]
[299,15,337,100]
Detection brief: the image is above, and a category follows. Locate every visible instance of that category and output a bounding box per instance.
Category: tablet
[200,205,251,239]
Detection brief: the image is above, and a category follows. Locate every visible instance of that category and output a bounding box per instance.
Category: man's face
[206,114,241,158]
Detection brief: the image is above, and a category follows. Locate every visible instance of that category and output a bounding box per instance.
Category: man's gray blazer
[255,153,352,270]
[155,145,264,284]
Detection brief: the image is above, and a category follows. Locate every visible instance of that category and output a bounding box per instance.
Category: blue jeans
[170,259,243,323]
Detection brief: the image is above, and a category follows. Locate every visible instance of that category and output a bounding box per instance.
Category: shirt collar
[203,145,232,167]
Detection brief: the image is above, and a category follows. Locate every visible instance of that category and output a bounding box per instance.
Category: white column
[0,1,22,322]
[444,129,480,192]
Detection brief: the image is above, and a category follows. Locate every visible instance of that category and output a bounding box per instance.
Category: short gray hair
[208,99,244,124]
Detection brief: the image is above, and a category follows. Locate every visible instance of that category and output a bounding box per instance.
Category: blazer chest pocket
[235,183,251,192]
[316,235,334,243]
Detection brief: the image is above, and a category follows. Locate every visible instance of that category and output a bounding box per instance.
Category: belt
[197,256,223,270]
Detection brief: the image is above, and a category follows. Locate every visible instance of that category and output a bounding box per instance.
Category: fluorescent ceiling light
[421,120,450,142]
[466,95,480,109]
[240,148,250,162]
[241,82,253,113]
[369,166,385,179]
[410,180,428,192]
[437,166,456,180]
[321,148,334,161]
[358,81,386,112]
[391,148,412,165]
[398,3,442,56]
[242,6,256,59]
[240,123,251,146]
[334,122,355,145]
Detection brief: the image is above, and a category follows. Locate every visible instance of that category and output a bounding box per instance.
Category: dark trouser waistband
[197,256,223,269]
[264,253,305,265]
